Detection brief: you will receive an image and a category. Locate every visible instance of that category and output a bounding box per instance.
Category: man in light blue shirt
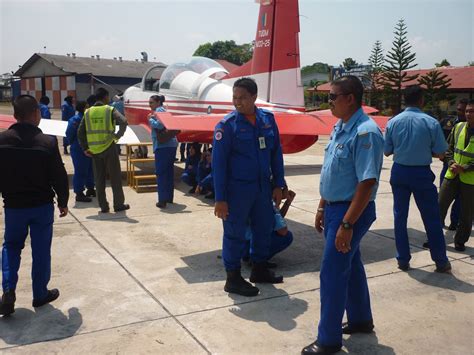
[302,76,384,355]
[384,85,451,274]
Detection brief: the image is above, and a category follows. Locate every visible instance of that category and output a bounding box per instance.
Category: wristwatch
[341,220,353,230]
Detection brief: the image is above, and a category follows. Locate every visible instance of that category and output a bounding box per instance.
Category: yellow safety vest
[445,122,474,185]
[84,105,115,154]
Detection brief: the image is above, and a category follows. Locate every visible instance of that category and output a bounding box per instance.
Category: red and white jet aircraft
[123,0,388,153]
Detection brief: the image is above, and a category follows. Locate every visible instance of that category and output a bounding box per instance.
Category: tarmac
[0,106,473,354]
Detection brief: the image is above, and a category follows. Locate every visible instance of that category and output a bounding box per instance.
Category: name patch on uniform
[259,136,266,149]
[215,131,223,141]
[362,143,372,149]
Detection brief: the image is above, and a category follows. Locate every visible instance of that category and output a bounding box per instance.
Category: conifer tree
[367,40,384,108]
[382,19,418,114]
[418,69,453,117]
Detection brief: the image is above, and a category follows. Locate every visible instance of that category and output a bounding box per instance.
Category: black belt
[326,201,351,205]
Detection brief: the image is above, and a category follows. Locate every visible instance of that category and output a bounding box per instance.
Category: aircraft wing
[307,110,389,131]
[0,114,145,145]
[155,112,336,136]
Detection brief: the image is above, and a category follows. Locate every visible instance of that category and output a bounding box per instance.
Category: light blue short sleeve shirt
[384,107,447,166]
[320,108,384,202]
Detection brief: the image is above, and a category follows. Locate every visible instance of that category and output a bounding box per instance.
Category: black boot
[76,192,92,202]
[64,147,69,155]
[85,188,96,197]
[250,262,283,284]
[0,290,16,316]
[224,270,259,297]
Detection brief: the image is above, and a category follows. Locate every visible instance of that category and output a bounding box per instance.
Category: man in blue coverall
[384,85,451,273]
[212,77,286,297]
[39,96,51,119]
[302,76,384,355]
[61,96,75,155]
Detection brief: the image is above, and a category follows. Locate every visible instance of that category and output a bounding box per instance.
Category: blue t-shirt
[149,106,178,151]
[384,107,447,166]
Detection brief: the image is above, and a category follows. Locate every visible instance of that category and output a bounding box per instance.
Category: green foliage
[435,59,450,67]
[382,19,418,114]
[418,69,454,117]
[193,40,253,65]
[301,62,330,76]
[342,57,358,70]
[318,103,330,110]
[468,61,474,66]
[367,40,385,109]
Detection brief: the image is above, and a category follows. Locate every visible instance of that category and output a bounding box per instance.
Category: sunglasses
[328,93,350,101]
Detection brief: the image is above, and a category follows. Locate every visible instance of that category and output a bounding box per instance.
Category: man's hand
[59,207,68,218]
[450,163,465,175]
[214,201,229,220]
[335,226,352,253]
[272,187,283,208]
[147,112,155,120]
[315,211,324,233]
[84,150,93,157]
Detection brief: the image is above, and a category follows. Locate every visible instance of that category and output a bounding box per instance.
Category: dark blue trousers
[181,172,197,187]
[317,201,375,348]
[390,163,449,266]
[440,162,460,226]
[71,144,94,193]
[154,147,177,203]
[2,204,54,301]
[222,182,273,271]
[243,231,293,260]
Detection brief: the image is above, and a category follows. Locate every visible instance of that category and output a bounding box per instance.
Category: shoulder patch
[215,131,223,141]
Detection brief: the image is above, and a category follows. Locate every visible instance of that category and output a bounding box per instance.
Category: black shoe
[448,223,457,231]
[63,147,69,155]
[342,320,374,334]
[397,261,410,271]
[224,270,259,297]
[301,341,341,354]
[85,188,96,197]
[75,193,92,203]
[422,241,430,248]
[454,243,466,252]
[32,288,59,308]
[435,261,452,273]
[188,186,196,194]
[100,207,110,213]
[156,202,167,209]
[249,262,283,283]
[205,192,215,199]
[114,204,130,212]
[180,157,186,162]
[0,290,16,316]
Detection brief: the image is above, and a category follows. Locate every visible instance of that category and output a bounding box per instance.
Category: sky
[0,0,472,75]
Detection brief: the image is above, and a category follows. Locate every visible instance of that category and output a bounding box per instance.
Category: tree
[301,62,330,76]
[382,19,418,114]
[435,59,450,67]
[468,61,474,66]
[342,57,358,70]
[193,40,252,65]
[367,40,384,108]
[418,69,453,117]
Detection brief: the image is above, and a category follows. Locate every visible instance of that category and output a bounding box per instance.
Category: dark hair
[76,101,87,114]
[467,99,474,105]
[233,77,258,96]
[39,96,50,105]
[86,94,96,107]
[95,88,109,101]
[13,95,38,120]
[458,98,468,105]
[332,75,364,107]
[404,85,424,106]
[150,94,164,105]
[64,95,73,104]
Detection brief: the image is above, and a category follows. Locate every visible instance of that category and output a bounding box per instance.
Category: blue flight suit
[61,101,75,147]
[39,104,51,119]
[212,107,285,271]
[181,154,200,187]
[317,108,384,348]
[384,107,449,267]
[66,113,94,193]
[199,173,214,193]
[149,106,178,203]
[243,206,293,260]
[111,100,125,115]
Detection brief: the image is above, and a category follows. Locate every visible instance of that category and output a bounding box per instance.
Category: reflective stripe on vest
[84,105,115,154]
[445,122,474,185]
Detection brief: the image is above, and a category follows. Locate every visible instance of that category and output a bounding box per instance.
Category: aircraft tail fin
[226,0,304,109]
